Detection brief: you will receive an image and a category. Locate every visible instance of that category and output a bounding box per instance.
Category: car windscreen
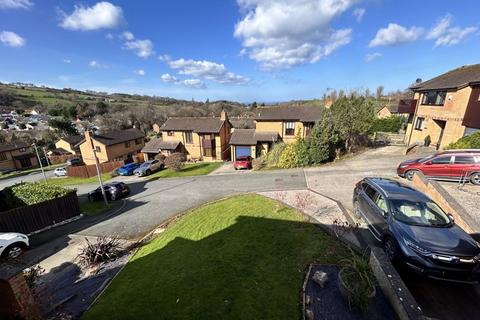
[139,162,151,168]
[419,155,435,162]
[390,199,451,227]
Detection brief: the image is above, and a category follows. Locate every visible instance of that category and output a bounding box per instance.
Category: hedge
[0,182,74,211]
[370,115,405,133]
[445,131,480,149]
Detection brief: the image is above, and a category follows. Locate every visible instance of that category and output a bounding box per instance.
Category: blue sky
[0,0,479,102]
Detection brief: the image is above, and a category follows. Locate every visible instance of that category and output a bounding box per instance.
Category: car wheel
[383,237,398,262]
[146,169,151,175]
[405,170,418,181]
[470,172,480,185]
[110,194,117,201]
[3,243,26,259]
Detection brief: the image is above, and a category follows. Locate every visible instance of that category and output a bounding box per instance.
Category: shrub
[77,236,122,267]
[0,182,73,211]
[265,142,286,167]
[370,115,405,133]
[165,153,185,172]
[154,153,166,162]
[278,142,299,168]
[23,265,45,289]
[252,157,265,170]
[445,131,480,149]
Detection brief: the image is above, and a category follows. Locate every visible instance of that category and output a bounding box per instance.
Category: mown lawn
[47,173,111,186]
[80,201,113,216]
[84,194,348,320]
[147,162,222,180]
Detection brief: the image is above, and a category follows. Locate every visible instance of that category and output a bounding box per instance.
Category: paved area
[208,161,253,175]
[0,169,55,189]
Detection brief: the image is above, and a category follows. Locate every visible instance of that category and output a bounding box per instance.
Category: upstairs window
[95,146,101,153]
[185,132,193,144]
[168,131,174,136]
[19,148,26,152]
[135,138,142,145]
[284,122,295,136]
[422,91,446,106]
[414,117,424,130]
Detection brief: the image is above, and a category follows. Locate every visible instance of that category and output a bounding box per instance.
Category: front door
[433,120,446,150]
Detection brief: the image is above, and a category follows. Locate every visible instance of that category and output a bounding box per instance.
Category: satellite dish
[415,78,422,84]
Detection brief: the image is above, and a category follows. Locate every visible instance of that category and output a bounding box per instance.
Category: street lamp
[86,131,108,205]
[32,142,47,183]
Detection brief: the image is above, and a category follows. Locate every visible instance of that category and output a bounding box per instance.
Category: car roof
[436,149,480,155]
[364,177,430,202]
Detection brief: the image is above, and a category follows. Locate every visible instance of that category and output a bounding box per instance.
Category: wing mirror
[425,161,433,165]
[448,213,455,223]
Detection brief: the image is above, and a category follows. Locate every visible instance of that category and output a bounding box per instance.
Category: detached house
[405,64,480,149]
[160,110,232,161]
[53,135,83,155]
[77,128,145,165]
[0,143,38,171]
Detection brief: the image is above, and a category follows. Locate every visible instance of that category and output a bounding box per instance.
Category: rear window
[362,183,378,200]
[453,156,475,164]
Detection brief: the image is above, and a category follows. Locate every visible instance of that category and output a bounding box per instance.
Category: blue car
[117,163,141,176]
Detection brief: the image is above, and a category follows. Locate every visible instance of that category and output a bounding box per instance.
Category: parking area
[207,161,254,175]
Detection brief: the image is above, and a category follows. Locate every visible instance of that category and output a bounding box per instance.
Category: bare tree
[376,85,384,100]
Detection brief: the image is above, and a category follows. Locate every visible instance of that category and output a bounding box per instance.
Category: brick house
[141,139,185,160]
[159,110,232,161]
[405,64,480,149]
[77,128,145,165]
[0,143,38,171]
[53,135,83,155]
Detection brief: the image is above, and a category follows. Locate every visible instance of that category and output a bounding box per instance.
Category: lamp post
[32,142,47,182]
[86,131,108,205]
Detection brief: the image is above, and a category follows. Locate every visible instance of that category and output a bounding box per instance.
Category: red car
[234,156,252,170]
[397,150,480,185]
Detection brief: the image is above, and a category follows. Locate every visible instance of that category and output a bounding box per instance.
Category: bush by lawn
[147,162,222,180]
[445,131,480,149]
[84,194,348,319]
[0,182,73,211]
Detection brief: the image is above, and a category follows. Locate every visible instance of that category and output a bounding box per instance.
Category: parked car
[397,150,480,185]
[353,177,480,282]
[117,163,141,176]
[0,232,29,259]
[66,158,83,166]
[133,159,164,176]
[234,156,252,170]
[88,182,130,201]
[54,167,67,177]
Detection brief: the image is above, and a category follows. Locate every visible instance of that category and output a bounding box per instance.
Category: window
[421,91,446,106]
[304,123,314,137]
[95,146,101,153]
[374,194,388,217]
[135,138,142,145]
[414,117,424,130]
[19,148,26,152]
[431,156,451,164]
[453,156,475,164]
[125,141,130,148]
[362,183,377,200]
[185,132,193,144]
[284,122,295,136]
[168,131,174,136]
[0,152,6,161]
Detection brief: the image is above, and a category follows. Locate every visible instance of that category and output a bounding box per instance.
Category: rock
[305,309,314,320]
[312,271,328,288]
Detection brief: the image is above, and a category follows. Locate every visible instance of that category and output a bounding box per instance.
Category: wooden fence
[0,192,81,234]
[66,160,124,178]
[47,154,79,165]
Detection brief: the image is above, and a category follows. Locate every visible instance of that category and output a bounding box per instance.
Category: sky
[0,0,479,102]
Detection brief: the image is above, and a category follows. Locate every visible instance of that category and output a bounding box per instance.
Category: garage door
[236,146,251,158]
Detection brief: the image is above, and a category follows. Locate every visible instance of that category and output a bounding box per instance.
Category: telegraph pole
[42,147,51,167]
[87,131,108,205]
[32,142,47,182]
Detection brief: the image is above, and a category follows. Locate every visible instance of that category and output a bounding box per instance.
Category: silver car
[134,160,164,176]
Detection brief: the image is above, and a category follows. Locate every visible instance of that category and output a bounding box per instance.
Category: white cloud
[369,23,424,47]
[234,0,355,70]
[134,69,145,76]
[0,31,26,47]
[121,31,134,40]
[352,8,365,22]
[160,73,206,89]
[365,52,382,62]
[89,60,108,69]
[164,58,249,84]
[59,2,124,31]
[63,59,71,63]
[124,39,154,58]
[427,14,477,47]
[158,54,171,62]
[0,0,32,9]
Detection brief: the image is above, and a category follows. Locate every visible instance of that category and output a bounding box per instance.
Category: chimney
[220,109,228,121]
[84,130,92,141]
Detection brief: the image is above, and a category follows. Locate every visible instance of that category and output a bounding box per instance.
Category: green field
[84,194,347,319]
[47,173,111,186]
[147,162,223,180]
[80,201,113,216]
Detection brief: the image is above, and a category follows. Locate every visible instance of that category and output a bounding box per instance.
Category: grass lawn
[47,173,111,186]
[84,194,348,320]
[147,162,222,180]
[80,201,113,216]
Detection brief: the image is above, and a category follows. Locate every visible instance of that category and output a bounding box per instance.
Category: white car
[0,233,29,259]
[54,167,67,177]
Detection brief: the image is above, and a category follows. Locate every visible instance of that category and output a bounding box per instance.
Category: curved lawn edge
[83,194,349,320]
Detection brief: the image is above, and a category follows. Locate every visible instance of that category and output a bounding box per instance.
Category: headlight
[399,164,409,168]
[404,239,431,256]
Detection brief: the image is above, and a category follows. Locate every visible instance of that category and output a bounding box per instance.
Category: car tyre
[470,172,480,185]
[383,237,398,262]
[405,170,419,181]
[146,169,151,176]
[2,243,26,260]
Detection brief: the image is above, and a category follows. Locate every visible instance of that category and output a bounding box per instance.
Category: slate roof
[255,105,323,122]
[160,117,226,133]
[142,139,181,153]
[0,142,29,153]
[411,64,480,91]
[76,128,145,147]
[60,135,83,145]
[229,129,279,146]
